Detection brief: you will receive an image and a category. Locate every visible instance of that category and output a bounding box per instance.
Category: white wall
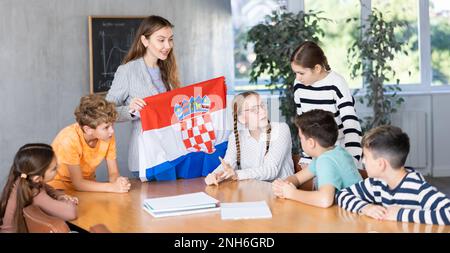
[431,93,450,177]
[355,92,450,177]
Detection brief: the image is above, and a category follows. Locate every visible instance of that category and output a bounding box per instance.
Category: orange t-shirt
[48,123,116,191]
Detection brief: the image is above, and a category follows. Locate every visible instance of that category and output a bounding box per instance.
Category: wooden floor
[424,176,450,197]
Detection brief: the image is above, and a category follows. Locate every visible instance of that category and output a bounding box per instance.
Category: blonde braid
[233,107,241,170]
[265,120,271,156]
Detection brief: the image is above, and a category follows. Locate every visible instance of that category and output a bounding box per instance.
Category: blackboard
[89,16,144,94]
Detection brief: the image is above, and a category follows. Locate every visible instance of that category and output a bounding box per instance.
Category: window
[231,0,286,91]
[372,0,420,85]
[430,0,450,85]
[305,0,362,89]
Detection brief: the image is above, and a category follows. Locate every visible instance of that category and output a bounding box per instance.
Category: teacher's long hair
[123,15,180,90]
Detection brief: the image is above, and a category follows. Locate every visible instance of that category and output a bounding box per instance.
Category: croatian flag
[138,76,230,181]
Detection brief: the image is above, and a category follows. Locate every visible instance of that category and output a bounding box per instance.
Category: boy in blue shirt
[272,109,362,208]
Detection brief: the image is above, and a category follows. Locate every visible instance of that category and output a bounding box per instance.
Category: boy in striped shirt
[337,125,449,225]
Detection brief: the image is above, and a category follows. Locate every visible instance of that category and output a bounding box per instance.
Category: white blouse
[212,122,294,181]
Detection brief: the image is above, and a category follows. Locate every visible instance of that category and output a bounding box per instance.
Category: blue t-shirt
[309,146,362,191]
[147,67,167,93]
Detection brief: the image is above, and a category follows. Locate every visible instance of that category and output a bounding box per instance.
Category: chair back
[24,205,111,233]
[23,205,70,233]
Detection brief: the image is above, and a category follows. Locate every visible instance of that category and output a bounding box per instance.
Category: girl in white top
[205,91,294,186]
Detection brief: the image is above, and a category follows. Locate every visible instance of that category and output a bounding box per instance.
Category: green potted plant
[246,9,329,156]
[347,8,409,131]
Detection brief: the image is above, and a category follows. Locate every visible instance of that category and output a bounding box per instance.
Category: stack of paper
[220,201,272,220]
[142,192,220,218]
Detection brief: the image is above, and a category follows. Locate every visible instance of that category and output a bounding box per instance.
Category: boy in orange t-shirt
[48,95,130,193]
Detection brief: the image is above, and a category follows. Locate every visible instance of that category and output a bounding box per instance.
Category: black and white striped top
[294,71,362,166]
[336,168,450,225]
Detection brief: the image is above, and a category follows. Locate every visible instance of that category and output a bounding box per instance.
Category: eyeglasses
[243,103,267,114]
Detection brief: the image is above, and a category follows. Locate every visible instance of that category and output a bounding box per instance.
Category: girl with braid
[205,91,294,186]
[0,144,77,233]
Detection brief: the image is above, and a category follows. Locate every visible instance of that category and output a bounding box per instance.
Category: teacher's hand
[129,98,147,113]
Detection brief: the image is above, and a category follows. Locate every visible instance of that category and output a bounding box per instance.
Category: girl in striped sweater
[291,41,362,168]
[337,126,449,225]
[205,91,294,186]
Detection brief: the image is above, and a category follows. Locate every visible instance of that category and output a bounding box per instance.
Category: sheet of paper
[220,201,272,220]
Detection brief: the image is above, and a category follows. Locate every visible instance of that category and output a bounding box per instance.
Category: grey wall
[0,0,233,188]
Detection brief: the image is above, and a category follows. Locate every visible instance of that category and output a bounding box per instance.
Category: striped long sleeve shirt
[336,168,450,225]
[294,71,362,166]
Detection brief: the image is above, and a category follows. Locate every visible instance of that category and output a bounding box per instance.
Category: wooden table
[67,178,449,233]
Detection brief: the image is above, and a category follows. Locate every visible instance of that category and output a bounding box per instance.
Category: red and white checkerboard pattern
[180,113,216,154]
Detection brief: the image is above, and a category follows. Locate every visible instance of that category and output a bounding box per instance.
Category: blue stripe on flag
[145,141,228,181]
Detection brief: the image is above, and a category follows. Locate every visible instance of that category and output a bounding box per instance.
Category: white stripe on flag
[139,109,230,180]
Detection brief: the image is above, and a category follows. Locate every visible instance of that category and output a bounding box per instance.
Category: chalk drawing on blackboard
[89,16,144,94]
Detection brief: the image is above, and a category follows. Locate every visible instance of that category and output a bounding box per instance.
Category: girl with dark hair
[291,41,362,169]
[0,144,77,233]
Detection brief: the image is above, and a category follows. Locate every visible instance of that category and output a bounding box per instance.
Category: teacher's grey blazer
[106,57,162,173]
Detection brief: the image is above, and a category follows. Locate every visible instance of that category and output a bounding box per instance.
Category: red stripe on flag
[140,76,227,131]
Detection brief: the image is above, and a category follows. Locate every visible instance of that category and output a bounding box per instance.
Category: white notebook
[143,192,220,218]
[220,201,272,220]
[143,205,220,218]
